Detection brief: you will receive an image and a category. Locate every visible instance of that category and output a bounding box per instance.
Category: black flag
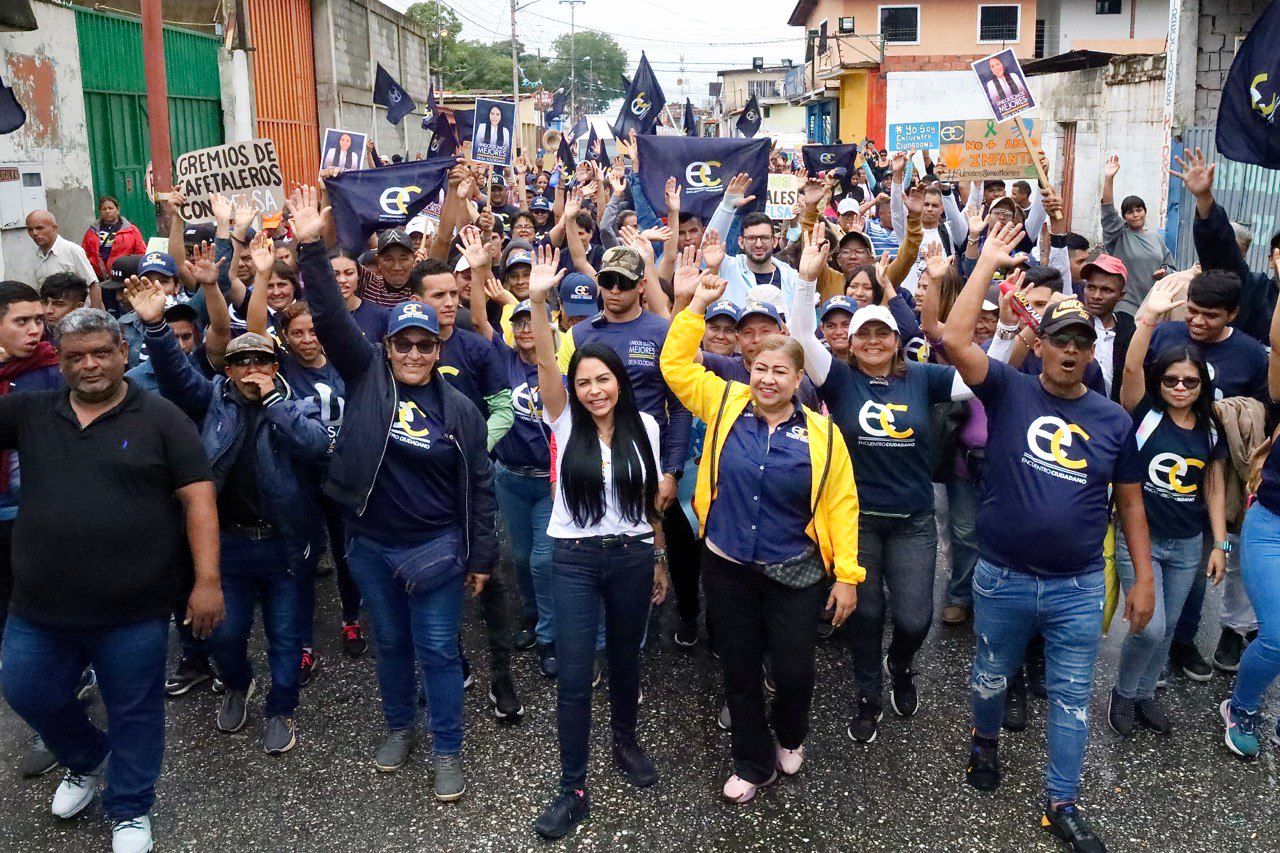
[373,64,416,125]
[568,116,589,143]
[557,133,576,171]
[585,126,610,170]
[684,98,698,137]
[0,74,25,135]
[620,73,631,92]
[1217,0,1280,168]
[547,88,567,123]
[801,143,859,174]
[612,53,665,138]
[420,80,438,130]
[737,95,762,138]
[426,111,457,159]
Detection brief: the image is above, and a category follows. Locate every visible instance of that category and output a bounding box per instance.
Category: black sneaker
[673,617,698,648]
[887,666,919,717]
[592,657,603,689]
[846,695,882,744]
[612,737,658,787]
[1107,689,1136,739]
[1135,697,1172,736]
[514,621,538,652]
[1170,642,1212,682]
[298,648,317,688]
[538,643,559,678]
[19,735,58,777]
[341,622,368,657]
[461,655,475,690]
[1026,652,1047,699]
[965,731,1000,792]
[263,716,297,754]
[1003,669,1028,732]
[165,656,213,697]
[1213,629,1246,673]
[488,674,524,721]
[534,789,590,839]
[1041,801,1107,852]
[216,681,256,733]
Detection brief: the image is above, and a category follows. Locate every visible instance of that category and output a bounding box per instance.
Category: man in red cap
[1078,253,1135,402]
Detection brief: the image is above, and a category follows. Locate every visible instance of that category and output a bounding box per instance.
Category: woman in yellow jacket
[660,271,863,804]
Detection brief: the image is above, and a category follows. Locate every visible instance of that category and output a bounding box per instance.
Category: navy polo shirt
[491,335,550,471]
[705,403,813,565]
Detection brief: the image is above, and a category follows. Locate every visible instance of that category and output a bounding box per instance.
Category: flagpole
[510,0,521,157]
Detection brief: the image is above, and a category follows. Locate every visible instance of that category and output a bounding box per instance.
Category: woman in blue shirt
[792,222,972,746]
[1112,278,1227,738]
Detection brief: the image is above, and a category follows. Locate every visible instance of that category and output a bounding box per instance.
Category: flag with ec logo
[635,135,770,221]
[325,156,454,250]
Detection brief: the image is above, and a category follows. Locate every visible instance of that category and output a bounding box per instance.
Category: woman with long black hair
[526,245,668,840]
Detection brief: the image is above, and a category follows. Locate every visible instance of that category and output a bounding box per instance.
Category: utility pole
[140,0,172,228]
[560,0,584,119]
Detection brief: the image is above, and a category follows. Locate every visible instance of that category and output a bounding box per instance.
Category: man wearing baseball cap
[362,230,418,308]
[699,299,820,411]
[942,223,1153,852]
[557,272,597,332]
[530,196,554,236]
[1078,253,1135,401]
[117,253,181,369]
[702,299,740,357]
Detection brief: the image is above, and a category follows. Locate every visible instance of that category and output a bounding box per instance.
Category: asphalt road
[3,559,1279,852]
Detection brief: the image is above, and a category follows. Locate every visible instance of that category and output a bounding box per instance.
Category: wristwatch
[1214,540,1233,553]
[654,548,668,565]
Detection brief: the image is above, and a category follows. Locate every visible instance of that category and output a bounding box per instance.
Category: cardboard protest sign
[173,139,285,224]
[935,118,1042,181]
[972,49,1035,123]
[766,173,798,220]
[471,98,516,167]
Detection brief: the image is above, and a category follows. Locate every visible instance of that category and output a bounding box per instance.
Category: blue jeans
[1230,503,1280,713]
[553,535,653,790]
[494,463,555,645]
[945,480,980,607]
[346,531,466,754]
[969,559,1104,803]
[210,534,305,718]
[1114,531,1202,700]
[2,615,167,820]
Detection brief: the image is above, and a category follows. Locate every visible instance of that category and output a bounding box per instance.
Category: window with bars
[979,5,1020,42]
[748,80,779,99]
[879,6,919,43]
[1096,0,1121,14]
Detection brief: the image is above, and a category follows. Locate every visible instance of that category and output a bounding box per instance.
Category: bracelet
[1214,540,1233,554]
[1137,315,1160,328]
[995,328,1019,341]
[996,321,1019,332]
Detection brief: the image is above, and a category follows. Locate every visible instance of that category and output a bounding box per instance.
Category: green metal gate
[75,9,224,237]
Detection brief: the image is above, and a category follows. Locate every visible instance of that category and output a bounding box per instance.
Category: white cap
[849,304,898,334]
[837,198,859,214]
[454,256,471,273]
[745,283,787,320]
[406,213,430,236]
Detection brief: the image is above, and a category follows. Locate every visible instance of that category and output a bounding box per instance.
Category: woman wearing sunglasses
[290,187,498,801]
[1111,276,1227,739]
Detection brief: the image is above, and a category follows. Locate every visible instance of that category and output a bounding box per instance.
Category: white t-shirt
[544,406,661,539]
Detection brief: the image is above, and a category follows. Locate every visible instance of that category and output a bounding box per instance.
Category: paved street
[3,562,1279,852]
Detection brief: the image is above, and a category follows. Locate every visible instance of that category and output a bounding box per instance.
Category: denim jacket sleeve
[629,173,661,231]
[146,320,213,422]
[263,396,332,462]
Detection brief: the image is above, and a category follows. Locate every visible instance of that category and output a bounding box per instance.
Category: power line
[521,10,796,46]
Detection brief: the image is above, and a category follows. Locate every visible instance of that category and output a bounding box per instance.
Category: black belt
[560,532,654,548]
[228,522,277,541]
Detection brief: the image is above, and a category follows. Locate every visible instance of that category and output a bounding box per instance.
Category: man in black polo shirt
[0,308,221,853]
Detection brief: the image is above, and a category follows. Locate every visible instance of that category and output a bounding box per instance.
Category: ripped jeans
[969,559,1104,804]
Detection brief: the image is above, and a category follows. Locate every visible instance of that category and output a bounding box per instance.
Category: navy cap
[819,295,856,320]
[504,249,533,269]
[531,196,553,212]
[106,254,143,288]
[559,272,598,317]
[510,299,551,319]
[704,299,740,323]
[737,299,782,327]
[183,222,217,246]
[139,251,177,278]
[386,301,440,336]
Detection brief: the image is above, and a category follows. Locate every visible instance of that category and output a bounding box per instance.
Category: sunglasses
[1045,332,1094,350]
[598,277,638,292]
[389,337,440,355]
[511,319,533,331]
[227,353,276,368]
[1160,375,1201,390]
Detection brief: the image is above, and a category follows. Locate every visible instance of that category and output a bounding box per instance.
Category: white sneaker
[776,744,804,775]
[50,756,107,819]
[722,769,776,804]
[112,815,154,853]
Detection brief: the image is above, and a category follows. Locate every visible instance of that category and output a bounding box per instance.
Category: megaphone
[541,128,562,172]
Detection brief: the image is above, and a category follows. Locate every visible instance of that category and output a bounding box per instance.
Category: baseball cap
[1038,297,1097,339]
[139,252,177,278]
[598,246,644,282]
[1080,253,1129,283]
[377,229,415,254]
[163,302,200,326]
[705,299,740,323]
[454,255,471,273]
[838,230,874,256]
[183,222,216,246]
[260,211,284,230]
[738,299,782,327]
[559,272,598,317]
[357,250,377,268]
[490,173,507,188]
[982,284,1000,312]
[504,249,533,269]
[531,196,553,212]
[837,198,859,215]
[819,295,856,320]
[225,332,277,360]
[386,300,441,336]
[107,254,143,289]
[406,214,429,236]
[849,304,899,335]
[510,299,551,320]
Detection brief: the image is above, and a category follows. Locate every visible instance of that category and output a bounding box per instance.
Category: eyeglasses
[1045,332,1094,350]
[742,234,774,244]
[1160,375,1201,390]
[389,337,440,355]
[227,354,276,368]
[511,320,533,331]
[598,277,638,292]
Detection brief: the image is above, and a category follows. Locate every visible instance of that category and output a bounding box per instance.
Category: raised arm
[182,242,232,368]
[126,275,214,421]
[245,231,275,337]
[459,224,496,341]
[943,221,1027,386]
[889,151,908,242]
[659,273,732,422]
[1100,154,1123,244]
[1122,278,1185,412]
[527,244,567,422]
[656,178,682,284]
[621,224,670,319]
[790,219,834,385]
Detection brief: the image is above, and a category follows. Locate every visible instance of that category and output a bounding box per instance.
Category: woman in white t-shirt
[525,244,668,840]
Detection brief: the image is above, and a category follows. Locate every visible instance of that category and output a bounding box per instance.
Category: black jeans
[663,504,700,622]
[703,547,825,784]
[552,535,653,791]
[847,511,937,700]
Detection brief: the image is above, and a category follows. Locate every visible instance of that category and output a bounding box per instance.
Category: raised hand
[966,208,988,239]
[210,193,233,227]
[484,276,517,306]
[608,164,626,194]
[799,219,830,282]
[890,150,907,176]
[903,184,925,215]
[639,225,672,245]
[562,194,582,221]
[458,224,491,270]
[664,176,681,214]
[1104,154,1120,179]
[182,241,224,288]
[232,200,258,233]
[672,243,704,303]
[1142,276,1187,318]
[800,176,826,209]
[725,172,757,208]
[700,226,726,272]
[621,225,657,264]
[167,187,189,215]
[249,231,275,275]
[122,275,167,324]
[998,270,1030,326]
[1170,147,1215,198]
[923,241,951,280]
[476,206,496,234]
[528,244,564,303]
[690,271,728,312]
[285,185,328,243]
[979,220,1025,268]
[875,251,895,305]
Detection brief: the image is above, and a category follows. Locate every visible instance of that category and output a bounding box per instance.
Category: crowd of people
[1,132,1279,853]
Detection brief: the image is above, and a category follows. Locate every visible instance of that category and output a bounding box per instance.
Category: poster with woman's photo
[470,98,515,167]
[972,50,1035,123]
[321,128,366,171]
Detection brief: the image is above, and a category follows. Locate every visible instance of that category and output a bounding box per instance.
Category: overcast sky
[383,0,804,107]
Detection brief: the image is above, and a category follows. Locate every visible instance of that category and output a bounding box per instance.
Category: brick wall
[1193,0,1268,126]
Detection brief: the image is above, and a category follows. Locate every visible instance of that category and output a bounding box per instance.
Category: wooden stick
[1012,117,1061,221]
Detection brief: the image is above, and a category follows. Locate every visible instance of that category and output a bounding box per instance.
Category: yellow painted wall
[839,70,869,143]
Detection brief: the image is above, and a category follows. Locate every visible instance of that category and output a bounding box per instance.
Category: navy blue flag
[426,111,457,158]
[373,64,416,126]
[684,99,698,137]
[612,53,665,138]
[636,135,770,221]
[568,116,589,143]
[801,143,859,174]
[325,156,454,250]
[420,81,438,130]
[557,134,576,171]
[620,73,631,92]
[585,126,610,170]
[0,75,25,135]
[454,109,476,144]
[547,88,567,123]
[1217,0,1280,168]
[737,95,762,138]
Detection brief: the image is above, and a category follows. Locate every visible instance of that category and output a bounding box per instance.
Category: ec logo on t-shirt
[858,401,914,440]
[1148,453,1204,494]
[1026,415,1089,471]
[786,424,810,443]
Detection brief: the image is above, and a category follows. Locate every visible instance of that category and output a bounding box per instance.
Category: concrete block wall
[1193,0,1267,126]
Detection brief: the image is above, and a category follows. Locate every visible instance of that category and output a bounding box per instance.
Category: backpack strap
[811,416,834,517]
[1134,408,1163,452]
[706,380,735,502]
